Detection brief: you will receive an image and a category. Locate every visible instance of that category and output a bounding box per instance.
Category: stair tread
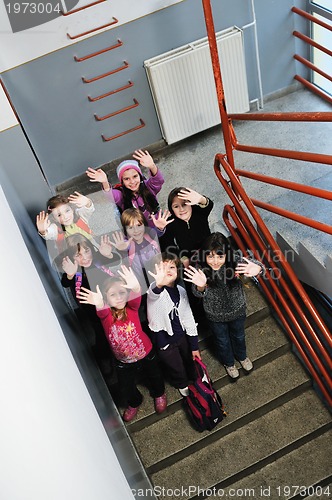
[127,314,289,421]
[229,430,332,497]
[150,390,331,498]
[244,282,270,318]
[130,351,309,468]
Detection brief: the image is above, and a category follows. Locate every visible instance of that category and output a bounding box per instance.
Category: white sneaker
[225,365,239,379]
[178,387,189,397]
[239,357,253,372]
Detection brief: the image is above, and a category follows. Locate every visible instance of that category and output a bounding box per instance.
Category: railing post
[202,0,235,171]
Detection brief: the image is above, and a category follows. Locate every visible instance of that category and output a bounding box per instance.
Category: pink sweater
[97,295,152,363]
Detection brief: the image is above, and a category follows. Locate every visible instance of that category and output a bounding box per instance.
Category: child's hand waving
[177,188,207,206]
[235,257,263,277]
[184,266,207,289]
[99,235,114,258]
[133,149,155,171]
[112,231,132,251]
[77,285,104,309]
[36,211,51,234]
[68,191,92,208]
[151,209,174,231]
[86,167,108,184]
[62,256,78,277]
[118,265,140,293]
[148,261,171,288]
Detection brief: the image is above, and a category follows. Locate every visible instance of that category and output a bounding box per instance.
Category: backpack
[183,357,226,432]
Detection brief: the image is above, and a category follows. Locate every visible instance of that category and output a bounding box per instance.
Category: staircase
[125,283,332,499]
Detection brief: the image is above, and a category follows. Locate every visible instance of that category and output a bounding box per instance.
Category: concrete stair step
[150,389,331,499]
[127,313,289,424]
[130,351,310,470]
[226,429,332,500]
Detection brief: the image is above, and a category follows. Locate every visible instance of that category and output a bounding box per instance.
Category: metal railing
[202,0,332,406]
[292,6,332,104]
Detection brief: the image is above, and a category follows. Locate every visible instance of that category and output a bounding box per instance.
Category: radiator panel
[144,27,250,144]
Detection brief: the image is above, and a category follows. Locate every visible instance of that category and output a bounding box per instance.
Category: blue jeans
[208,315,247,367]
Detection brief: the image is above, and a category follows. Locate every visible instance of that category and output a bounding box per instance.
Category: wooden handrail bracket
[102,119,145,141]
[67,17,118,40]
[95,99,139,121]
[82,61,129,83]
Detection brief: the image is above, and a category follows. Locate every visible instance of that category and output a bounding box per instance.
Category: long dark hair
[65,233,96,263]
[120,173,159,214]
[167,187,186,215]
[200,232,237,286]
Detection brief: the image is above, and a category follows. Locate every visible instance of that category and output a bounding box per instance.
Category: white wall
[0,185,134,500]
[0,84,18,131]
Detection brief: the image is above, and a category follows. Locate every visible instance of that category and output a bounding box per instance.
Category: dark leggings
[157,335,196,389]
[116,348,165,408]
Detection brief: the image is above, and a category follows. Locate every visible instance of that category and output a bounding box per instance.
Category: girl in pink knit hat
[86,150,164,229]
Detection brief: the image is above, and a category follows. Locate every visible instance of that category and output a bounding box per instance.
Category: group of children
[36,149,265,422]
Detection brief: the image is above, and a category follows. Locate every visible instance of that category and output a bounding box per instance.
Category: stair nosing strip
[146,380,311,476]
[289,475,332,500]
[128,343,291,433]
[188,422,332,500]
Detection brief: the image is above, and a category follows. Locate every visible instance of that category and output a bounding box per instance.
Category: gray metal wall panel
[0,125,52,218]
[1,0,308,187]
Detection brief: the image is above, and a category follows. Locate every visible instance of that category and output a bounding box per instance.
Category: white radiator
[144,27,250,144]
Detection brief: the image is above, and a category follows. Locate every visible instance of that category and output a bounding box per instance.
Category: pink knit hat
[116,160,142,182]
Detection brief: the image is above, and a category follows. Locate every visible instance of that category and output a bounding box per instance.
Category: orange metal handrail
[94,99,139,121]
[232,138,332,165]
[74,40,123,62]
[88,81,134,102]
[223,204,332,405]
[294,75,332,104]
[291,6,332,31]
[202,0,332,406]
[215,155,332,405]
[230,111,332,121]
[101,119,145,141]
[235,169,332,201]
[251,198,332,235]
[82,61,129,83]
[294,54,332,84]
[67,17,118,40]
[202,0,235,169]
[293,30,332,57]
[216,156,332,350]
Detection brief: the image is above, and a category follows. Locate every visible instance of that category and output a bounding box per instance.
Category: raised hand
[62,256,78,277]
[99,234,113,258]
[133,149,156,171]
[86,167,108,184]
[36,211,51,235]
[68,191,91,208]
[177,188,206,206]
[76,285,104,309]
[183,266,207,288]
[112,231,132,251]
[117,265,140,293]
[148,261,170,288]
[235,257,262,277]
[151,209,174,231]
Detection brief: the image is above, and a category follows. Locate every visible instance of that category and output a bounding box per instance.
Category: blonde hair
[120,208,148,235]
